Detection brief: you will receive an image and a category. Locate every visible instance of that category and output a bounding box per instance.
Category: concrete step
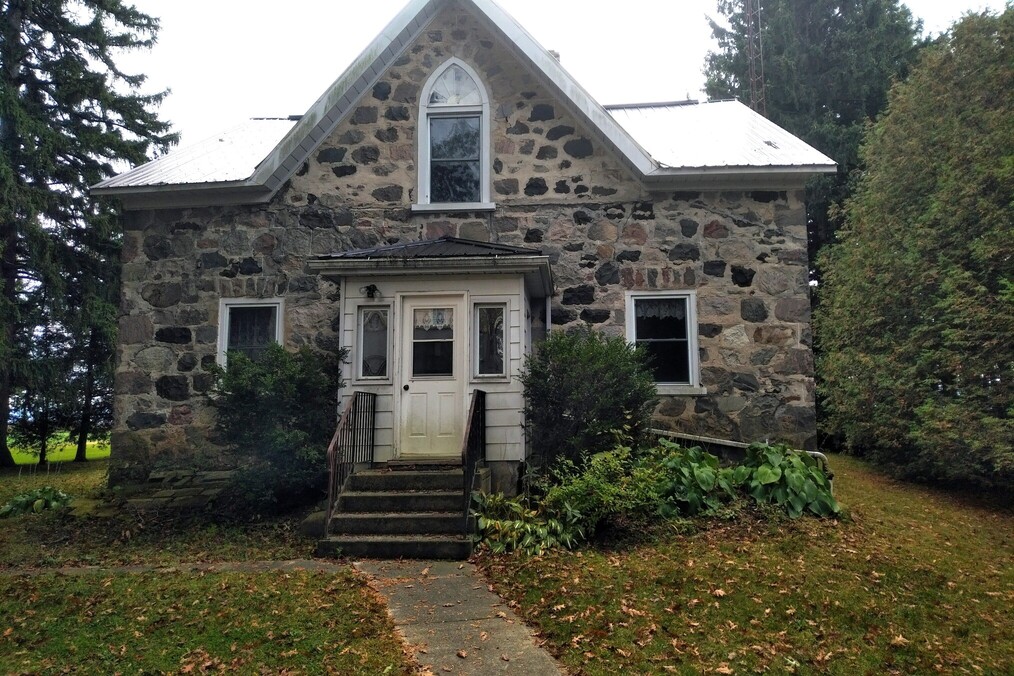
[338,490,463,513]
[316,534,473,560]
[349,469,463,492]
[330,511,468,535]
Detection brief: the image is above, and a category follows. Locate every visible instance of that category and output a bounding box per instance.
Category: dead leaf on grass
[456,649,468,658]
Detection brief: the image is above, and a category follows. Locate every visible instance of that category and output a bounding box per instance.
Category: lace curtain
[635,298,685,320]
[414,308,454,331]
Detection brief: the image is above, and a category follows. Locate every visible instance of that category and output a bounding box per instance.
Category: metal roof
[92,118,296,189]
[606,100,836,172]
[318,236,542,259]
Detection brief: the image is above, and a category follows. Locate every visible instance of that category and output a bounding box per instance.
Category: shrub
[654,441,738,517]
[472,492,584,556]
[0,487,72,518]
[520,326,657,467]
[735,443,840,518]
[211,344,346,512]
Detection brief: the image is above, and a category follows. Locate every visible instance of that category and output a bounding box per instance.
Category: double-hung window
[217,298,284,365]
[625,291,704,394]
[416,59,492,210]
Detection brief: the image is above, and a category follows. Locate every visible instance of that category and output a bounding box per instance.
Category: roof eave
[91,181,273,210]
[643,164,837,190]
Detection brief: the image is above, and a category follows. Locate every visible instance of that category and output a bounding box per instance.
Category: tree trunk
[75,329,97,462]
[0,224,16,468]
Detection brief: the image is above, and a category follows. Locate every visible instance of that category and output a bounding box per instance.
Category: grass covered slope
[479,455,1014,674]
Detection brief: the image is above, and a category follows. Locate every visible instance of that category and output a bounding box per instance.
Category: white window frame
[473,302,508,380]
[356,304,392,382]
[216,297,285,366]
[414,58,495,213]
[625,290,706,396]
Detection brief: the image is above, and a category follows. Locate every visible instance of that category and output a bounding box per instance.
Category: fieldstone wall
[109,2,815,484]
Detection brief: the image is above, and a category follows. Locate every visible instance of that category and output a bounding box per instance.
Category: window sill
[411,202,497,214]
[655,384,707,396]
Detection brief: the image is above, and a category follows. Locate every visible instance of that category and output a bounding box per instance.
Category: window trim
[624,290,706,396]
[473,302,508,379]
[416,58,492,209]
[356,304,392,382]
[216,297,285,366]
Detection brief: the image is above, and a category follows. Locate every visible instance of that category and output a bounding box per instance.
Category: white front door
[398,295,465,458]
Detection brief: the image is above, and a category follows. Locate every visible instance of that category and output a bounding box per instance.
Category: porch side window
[413,308,454,376]
[418,59,490,207]
[359,307,389,379]
[217,299,284,365]
[475,304,505,377]
[626,292,699,386]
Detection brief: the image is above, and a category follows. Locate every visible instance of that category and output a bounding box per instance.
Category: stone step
[349,469,463,492]
[329,511,468,535]
[316,534,473,560]
[338,490,463,514]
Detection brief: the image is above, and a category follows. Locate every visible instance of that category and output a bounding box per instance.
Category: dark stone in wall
[493,158,503,174]
[536,145,557,160]
[334,207,355,227]
[493,216,519,232]
[371,185,404,202]
[177,353,198,372]
[580,308,610,323]
[616,250,641,263]
[427,30,442,42]
[591,186,617,197]
[528,104,555,121]
[579,254,597,268]
[299,208,334,229]
[143,235,174,261]
[554,180,570,194]
[573,210,592,225]
[352,107,378,124]
[524,228,544,243]
[684,269,696,286]
[551,306,576,324]
[574,185,588,195]
[201,355,218,371]
[563,138,593,158]
[142,283,182,308]
[119,315,153,344]
[524,178,548,196]
[195,325,218,344]
[741,298,768,322]
[332,165,357,178]
[632,202,655,220]
[733,372,760,392]
[351,146,380,164]
[375,127,399,142]
[595,262,620,285]
[385,106,410,121]
[519,139,535,155]
[731,265,756,287]
[192,373,215,393]
[393,83,419,101]
[703,220,729,238]
[699,323,722,338]
[339,130,365,144]
[238,258,262,275]
[703,260,726,277]
[296,161,308,176]
[372,81,391,100]
[316,147,346,163]
[116,371,151,395]
[546,125,574,141]
[156,375,189,401]
[680,218,698,237]
[155,326,192,344]
[562,284,594,305]
[127,412,165,431]
[775,297,811,322]
[507,121,529,135]
[668,244,700,262]
[563,242,584,252]
[494,178,519,195]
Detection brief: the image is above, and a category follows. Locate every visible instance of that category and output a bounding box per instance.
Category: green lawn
[10,433,110,465]
[478,454,1014,674]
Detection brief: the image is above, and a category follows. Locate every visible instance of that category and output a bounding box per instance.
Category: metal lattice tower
[744,0,767,116]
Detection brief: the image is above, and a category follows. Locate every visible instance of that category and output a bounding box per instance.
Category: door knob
[403,384,409,391]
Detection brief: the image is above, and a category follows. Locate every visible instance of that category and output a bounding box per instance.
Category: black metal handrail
[461,389,487,523]
[325,391,377,535]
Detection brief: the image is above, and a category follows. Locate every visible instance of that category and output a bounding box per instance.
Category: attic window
[415,59,493,212]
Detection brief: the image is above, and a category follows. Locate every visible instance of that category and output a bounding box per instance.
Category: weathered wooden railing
[324,391,377,535]
[461,389,487,525]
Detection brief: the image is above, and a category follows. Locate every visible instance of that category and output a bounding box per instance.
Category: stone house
[93,0,835,494]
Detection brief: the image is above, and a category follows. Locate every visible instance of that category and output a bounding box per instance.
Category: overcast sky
[119,0,1008,151]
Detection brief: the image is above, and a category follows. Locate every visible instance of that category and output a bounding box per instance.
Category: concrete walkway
[356,560,563,675]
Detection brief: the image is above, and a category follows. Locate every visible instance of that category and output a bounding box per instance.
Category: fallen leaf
[456,649,468,658]
[890,634,910,647]
[501,654,510,661]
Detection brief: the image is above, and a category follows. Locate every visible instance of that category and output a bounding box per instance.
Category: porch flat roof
[318,236,541,260]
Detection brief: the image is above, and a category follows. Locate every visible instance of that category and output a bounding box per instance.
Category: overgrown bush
[520,326,657,468]
[737,443,840,518]
[211,344,346,512]
[655,441,738,517]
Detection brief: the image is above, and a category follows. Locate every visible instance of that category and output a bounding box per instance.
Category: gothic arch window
[416,58,492,210]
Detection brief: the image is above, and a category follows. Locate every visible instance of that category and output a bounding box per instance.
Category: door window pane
[228,306,276,361]
[413,308,454,376]
[476,305,505,376]
[360,308,388,378]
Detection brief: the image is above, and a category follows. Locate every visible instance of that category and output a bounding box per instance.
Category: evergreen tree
[0,0,176,465]
[816,9,1013,487]
[704,0,923,280]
